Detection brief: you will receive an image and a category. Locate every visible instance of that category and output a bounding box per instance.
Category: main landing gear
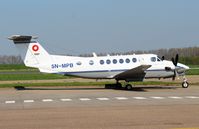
[182,76,189,88]
[105,80,133,90]
[125,84,133,90]
[105,82,122,89]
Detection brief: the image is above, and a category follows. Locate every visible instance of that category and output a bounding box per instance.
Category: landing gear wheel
[125,84,133,90]
[105,83,122,89]
[105,84,111,89]
[115,83,122,89]
[182,81,189,88]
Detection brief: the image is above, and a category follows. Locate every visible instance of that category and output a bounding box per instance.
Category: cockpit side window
[151,57,156,62]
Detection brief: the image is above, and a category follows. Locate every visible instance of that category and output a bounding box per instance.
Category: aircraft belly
[65,71,121,79]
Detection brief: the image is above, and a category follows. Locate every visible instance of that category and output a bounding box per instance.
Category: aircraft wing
[114,65,151,82]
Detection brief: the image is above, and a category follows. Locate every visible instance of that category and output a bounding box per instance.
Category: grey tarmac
[0,85,199,129]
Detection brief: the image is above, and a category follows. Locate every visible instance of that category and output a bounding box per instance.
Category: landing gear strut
[115,81,122,89]
[182,76,189,88]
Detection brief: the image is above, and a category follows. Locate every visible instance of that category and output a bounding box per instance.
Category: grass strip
[0,73,70,81]
[186,69,199,75]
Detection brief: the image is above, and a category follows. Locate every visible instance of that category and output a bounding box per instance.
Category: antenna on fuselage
[92,52,97,57]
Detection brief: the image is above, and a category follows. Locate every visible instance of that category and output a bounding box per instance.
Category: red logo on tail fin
[32,45,39,52]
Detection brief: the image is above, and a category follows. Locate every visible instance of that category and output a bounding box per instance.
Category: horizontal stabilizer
[8,35,38,44]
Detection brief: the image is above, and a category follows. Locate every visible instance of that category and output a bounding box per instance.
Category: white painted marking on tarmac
[5,101,15,104]
[133,97,147,100]
[79,98,91,101]
[60,98,72,101]
[168,96,183,99]
[3,95,199,105]
[185,96,199,99]
[42,99,53,102]
[115,97,128,100]
[24,100,34,103]
[97,98,110,101]
[150,97,165,99]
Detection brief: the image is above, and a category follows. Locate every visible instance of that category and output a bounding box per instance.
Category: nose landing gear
[182,76,189,88]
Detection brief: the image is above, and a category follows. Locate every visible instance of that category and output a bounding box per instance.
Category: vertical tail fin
[8,35,52,69]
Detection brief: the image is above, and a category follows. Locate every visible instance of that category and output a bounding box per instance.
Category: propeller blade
[172,76,175,81]
[161,56,165,60]
[175,54,179,66]
[171,54,180,80]
[172,70,176,80]
[171,54,179,66]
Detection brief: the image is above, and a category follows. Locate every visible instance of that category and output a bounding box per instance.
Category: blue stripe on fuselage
[57,69,167,74]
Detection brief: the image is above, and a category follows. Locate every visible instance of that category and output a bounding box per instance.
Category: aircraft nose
[176,63,189,73]
[184,65,190,70]
[180,63,189,70]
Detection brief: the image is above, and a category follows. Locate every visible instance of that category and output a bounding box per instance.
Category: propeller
[171,54,179,80]
[172,70,178,80]
[161,56,165,60]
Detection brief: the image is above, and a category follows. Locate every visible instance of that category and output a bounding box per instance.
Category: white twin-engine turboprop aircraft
[8,35,190,90]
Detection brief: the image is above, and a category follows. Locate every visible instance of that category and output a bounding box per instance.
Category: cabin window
[132,58,137,63]
[125,58,130,63]
[106,59,111,64]
[119,59,124,64]
[89,60,94,65]
[76,61,82,65]
[151,57,156,62]
[100,60,104,65]
[113,59,117,64]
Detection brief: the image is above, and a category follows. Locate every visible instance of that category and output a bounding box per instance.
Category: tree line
[0,55,23,64]
[0,46,199,65]
[81,46,199,65]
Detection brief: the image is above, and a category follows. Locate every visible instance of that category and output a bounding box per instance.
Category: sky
[0,0,199,55]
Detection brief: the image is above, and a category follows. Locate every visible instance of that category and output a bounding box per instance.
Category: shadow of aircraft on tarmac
[14,85,179,92]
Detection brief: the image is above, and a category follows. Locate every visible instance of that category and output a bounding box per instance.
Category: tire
[115,83,122,89]
[105,84,111,89]
[105,83,121,89]
[125,84,133,90]
[182,81,189,88]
